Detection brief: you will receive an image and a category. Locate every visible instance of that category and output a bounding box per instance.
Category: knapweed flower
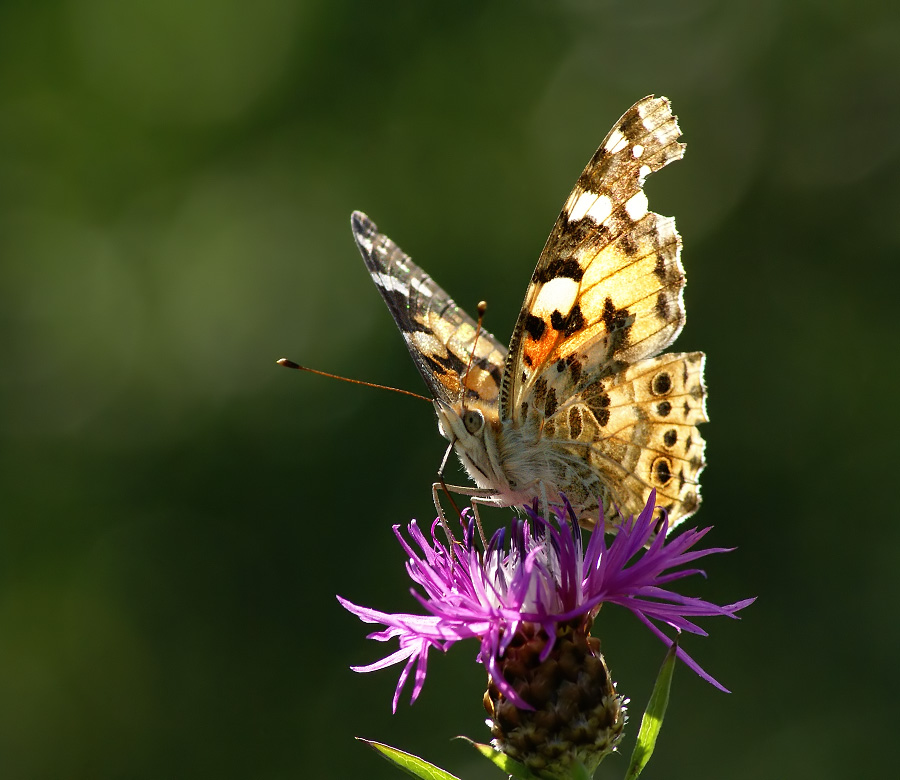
[340,492,753,777]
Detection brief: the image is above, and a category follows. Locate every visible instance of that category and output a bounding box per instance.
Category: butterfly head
[434,399,503,492]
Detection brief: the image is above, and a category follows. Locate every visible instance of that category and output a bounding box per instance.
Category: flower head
[339,491,754,713]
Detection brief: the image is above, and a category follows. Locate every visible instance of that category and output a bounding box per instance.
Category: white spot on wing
[624,190,648,221]
[586,194,613,224]
[409,276,433,297]
[568,191,612,225]
[632,144,644,158]
[604,128,628,154]
[532,277,579,318]
[568,190,599,222]
[372,272,409,296]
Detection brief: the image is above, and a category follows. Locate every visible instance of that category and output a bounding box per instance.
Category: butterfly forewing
[500,95,687,423]
[351,211,507,406]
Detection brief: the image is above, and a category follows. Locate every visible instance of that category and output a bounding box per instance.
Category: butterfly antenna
[460,300,488,411]
[276,359,432,403]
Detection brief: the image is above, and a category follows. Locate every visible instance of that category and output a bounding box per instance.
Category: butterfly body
[434,398,551,508]
[352,96,706,531]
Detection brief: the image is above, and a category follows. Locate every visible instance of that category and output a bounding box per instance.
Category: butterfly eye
[463,409,484,435]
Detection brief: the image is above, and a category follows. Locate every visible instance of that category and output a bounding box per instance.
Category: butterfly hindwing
[352,211,507,406]
[536,351,707,529]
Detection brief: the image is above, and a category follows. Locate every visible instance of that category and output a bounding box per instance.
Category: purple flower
[339,492,754,712]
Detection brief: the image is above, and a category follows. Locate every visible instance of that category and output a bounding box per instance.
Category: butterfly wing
[535,351,707,529]
[351,211,507,406]
[499,96,707,529]
[500,95,688,419]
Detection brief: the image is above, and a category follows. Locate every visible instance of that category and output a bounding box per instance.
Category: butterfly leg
[470,495,505,548]
[535,480,550,522]
[432,481,500,547]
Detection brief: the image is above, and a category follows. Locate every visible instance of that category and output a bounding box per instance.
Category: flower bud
[483,621,625,779]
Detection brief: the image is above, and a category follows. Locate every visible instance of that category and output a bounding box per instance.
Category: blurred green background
[1,1,898,778]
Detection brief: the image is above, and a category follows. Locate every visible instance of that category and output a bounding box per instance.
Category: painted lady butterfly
[351,96,706,531]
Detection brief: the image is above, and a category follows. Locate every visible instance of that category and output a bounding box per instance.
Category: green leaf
[570,761,593,780]
[357,738,462,780]
[624,642,678,780]
[458,737,540,780]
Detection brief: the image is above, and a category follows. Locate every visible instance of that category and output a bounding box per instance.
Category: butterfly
[351,95,706,532]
